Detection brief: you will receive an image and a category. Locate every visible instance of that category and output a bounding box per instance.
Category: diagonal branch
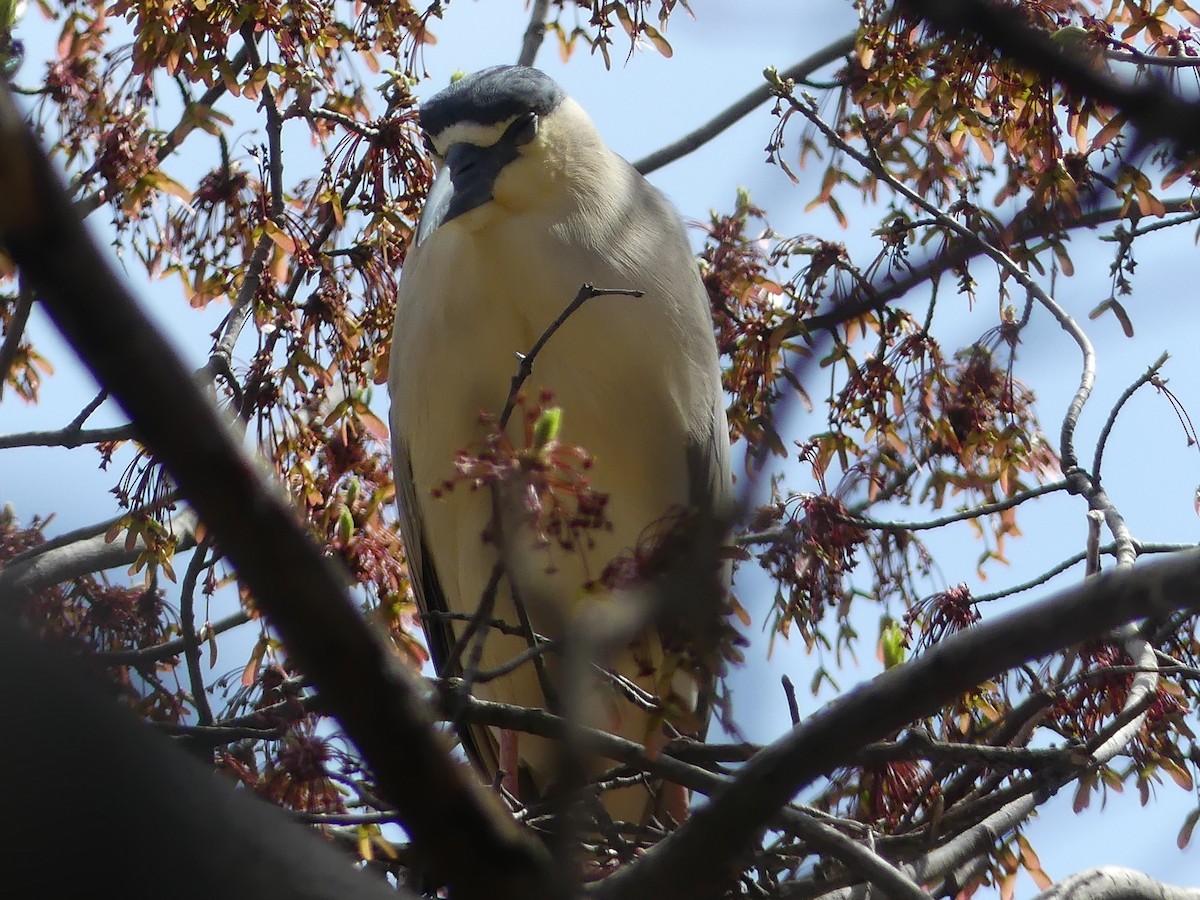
[901,0,1200,154]
[0,507,198,603]
[0,79,564,900]
[634,34,857,175]
[590,547,1200,900]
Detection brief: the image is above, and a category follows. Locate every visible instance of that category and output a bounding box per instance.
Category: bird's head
[414,66,608,242]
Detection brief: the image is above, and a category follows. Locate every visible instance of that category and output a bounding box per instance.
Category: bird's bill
[416,141,517,245]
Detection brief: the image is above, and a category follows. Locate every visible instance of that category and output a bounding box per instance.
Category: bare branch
[0,421,135,450]
[517,0,551,67]
[241,25,285,217]
[634,34,857,175]
[97,609,249,665]
[499,284,642,430]
[592,547,1200,900]
[0,508,198,602]
[0,274,33,399]
[846,480,1069,532]
[1035,866,1200,900]
[1091,352,1170,483]
[180,537,216,726]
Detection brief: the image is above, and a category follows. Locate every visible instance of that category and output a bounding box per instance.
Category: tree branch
[0,274,33,398]
[96,609,249,665]
[634,34,857,175]
[499,284,642,429]
[591,547,1200,900]
[517,0,551,67]
[1091,352,1170,484]
[900,0,1200,154]
[0,422,135,449]
[0,79,563,900]
[0,622,413,900]
[179,536,216,726]
[0,508,198,602]
[846,479,1068,532]
[1034,866,1200,900]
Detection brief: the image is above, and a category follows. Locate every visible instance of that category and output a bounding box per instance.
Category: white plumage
[388,67,730,825]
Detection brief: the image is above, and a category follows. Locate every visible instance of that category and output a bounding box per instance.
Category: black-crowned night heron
[388,66,731,826]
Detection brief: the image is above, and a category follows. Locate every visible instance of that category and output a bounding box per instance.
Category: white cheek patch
[431,119,520,155]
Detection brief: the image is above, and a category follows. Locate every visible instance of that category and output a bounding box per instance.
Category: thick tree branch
[591,548,1200,900]
[0,623,411,900]
[901,0,1200,154]
[1034,867,1200,900]
[0,508,198,602]
[0,80,563,900]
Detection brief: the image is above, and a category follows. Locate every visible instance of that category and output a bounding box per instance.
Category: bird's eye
[507,112,538,146]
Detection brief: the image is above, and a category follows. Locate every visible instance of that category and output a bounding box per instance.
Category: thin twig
[475,637,561,684]
[447,561,506,723]
[844,479,1069,533]
[180,537,216,726]
[499,283,642,430]
[96,609,250,664]
[66,389,109,430]
[0,275,34,398]
[781,675,801,726]
[242,26,285,217]
[1091,351,1170,483]
[446,561,506,673]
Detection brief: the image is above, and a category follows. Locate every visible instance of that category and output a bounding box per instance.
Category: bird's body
[389,67,730,825]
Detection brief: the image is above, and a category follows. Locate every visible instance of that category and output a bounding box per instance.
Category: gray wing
[391,434,450,668]
[681,387,734,743]
[391,433,498,774]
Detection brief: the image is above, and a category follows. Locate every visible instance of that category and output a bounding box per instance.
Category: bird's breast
[394,211,699,603]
